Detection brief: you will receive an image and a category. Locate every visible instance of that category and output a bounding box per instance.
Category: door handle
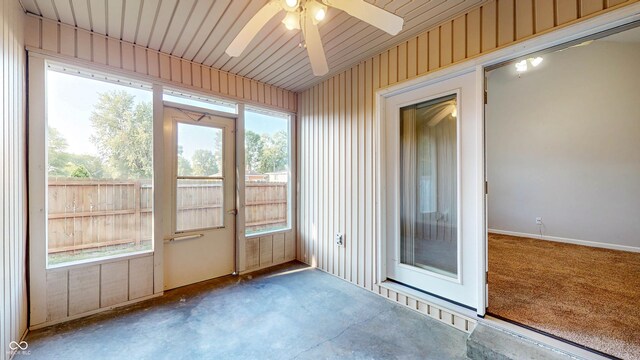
[164,233,204,243]
[227,209,238,215]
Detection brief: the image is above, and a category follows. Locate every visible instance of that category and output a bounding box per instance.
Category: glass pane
[46,69,153,266]
[176,179,224,232]
[164,92,237,114]
[400,94,458,277]
[177,123,223,177]
[244,108,290,235]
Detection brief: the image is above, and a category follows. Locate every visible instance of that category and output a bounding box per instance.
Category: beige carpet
[488,233,640,360]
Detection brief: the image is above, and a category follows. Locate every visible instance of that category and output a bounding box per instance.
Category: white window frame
[27,52,297,326]
[163,88,238,114]
[36,61,156,270]
[243,106,295,238]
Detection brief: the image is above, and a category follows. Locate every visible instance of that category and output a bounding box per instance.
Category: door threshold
[482,314,618,360]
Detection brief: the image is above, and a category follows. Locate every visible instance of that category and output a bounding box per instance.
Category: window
[244,107,291,235]
[175,122,224,232]
[46,66,153,266]
[163,89,237,114]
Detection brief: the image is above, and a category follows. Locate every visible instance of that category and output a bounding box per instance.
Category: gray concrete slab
[20,262,469,360]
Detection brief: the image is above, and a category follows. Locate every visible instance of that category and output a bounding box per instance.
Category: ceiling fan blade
[226,1,282,57]
[323,0,403,35]
[302,13,329,76]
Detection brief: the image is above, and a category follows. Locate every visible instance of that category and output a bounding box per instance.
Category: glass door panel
[175,123,224,232]
[400,94,458,278]
[385,70,479,311]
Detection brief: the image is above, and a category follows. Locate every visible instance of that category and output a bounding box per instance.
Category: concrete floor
[19,262,469,360]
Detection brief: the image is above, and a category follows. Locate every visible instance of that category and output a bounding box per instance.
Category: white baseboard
[488,229,640,253]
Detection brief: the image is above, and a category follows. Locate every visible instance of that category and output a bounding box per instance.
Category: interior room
[1,1,639,359]
[485,25,640,359]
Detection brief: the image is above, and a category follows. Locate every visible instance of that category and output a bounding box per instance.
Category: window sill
[46,249,154,272]
[245,227,292,239]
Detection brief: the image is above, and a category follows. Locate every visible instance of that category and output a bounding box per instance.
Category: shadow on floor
[20,262,468,360]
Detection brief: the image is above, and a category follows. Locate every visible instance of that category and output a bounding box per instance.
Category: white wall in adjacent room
[486,39,640,249]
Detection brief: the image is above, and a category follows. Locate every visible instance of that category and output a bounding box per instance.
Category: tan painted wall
[296,0,637,326]
[1,1,27,358]
[24,15,297,114]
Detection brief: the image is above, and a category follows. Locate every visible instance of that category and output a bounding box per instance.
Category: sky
[47,69,289,162]
[47,70,152,156]
[177,123,220,162]
[245,110,288,136]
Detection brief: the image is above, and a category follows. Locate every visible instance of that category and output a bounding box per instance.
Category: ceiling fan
[226,0,404,76]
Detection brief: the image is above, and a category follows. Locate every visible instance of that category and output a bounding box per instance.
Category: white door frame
[383,72,479,310]
[375,2,640,317]
[161,102,238,289]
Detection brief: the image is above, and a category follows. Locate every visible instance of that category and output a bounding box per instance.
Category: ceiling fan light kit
[282,12,301,30]
[283,0,300,12]
[306,1,328,23]
[226,0,405,77]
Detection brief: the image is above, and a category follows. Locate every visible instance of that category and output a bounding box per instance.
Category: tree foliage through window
[90,90,153,179]
[245,129,288,174]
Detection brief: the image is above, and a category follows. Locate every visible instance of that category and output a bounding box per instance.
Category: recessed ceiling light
[515,60,528,72]
[529,57,543,67]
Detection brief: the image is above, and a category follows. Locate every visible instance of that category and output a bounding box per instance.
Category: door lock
[227,209,238,215]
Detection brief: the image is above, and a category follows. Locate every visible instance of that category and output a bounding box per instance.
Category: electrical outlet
[335,233,344,246]
[536,217,542,225]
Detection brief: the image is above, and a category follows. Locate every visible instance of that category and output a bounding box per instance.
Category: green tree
[65,154,105,178]
[90,91,153,179]
[48,126,105,178]
[48,126,71,176]
[214,131,222,173]
[70,165,91,178]
[192,149,219,176]
[258,130,288,173]
[177,145,192,176]
[245,130,264,172]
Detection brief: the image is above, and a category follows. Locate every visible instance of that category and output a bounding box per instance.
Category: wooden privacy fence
[47,179,288,254]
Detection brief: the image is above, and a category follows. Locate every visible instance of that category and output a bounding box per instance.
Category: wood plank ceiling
[20,0,485,92]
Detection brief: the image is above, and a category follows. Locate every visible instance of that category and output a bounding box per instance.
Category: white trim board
[488,229,640,253]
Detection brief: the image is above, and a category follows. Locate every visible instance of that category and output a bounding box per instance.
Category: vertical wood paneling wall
[43,255,154,324]
[244,231,296,273]
[1,1,27,357]
[297,0,636,332]
[23,15,297,114]
[24,13,299,328]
